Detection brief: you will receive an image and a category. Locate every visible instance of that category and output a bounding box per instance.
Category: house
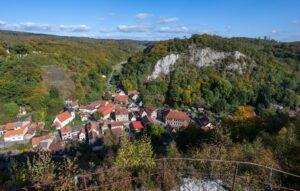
[96,103,116,119]
[49,141,64,154]
[87,122,100,144]
[32,134,55,148]
[41,129,50,136]
[128,102,139,111]
[70,125,86,141]
[198,115,210,126]
[110,122,124,130]
[198,115,213,131]
[78,128,86,142]
[112,89,126,97]
[143,105,157,119]
[99,122,109,133]
[115,108,129,122]
[129,112,138,121]
[131,121,144,132]
[138,109,147,118]
[0,125,5,136]
[60,126,72,141]
[127,90,140,96]
[142,115,153,127]
[18,106,27,116]
[29,122,37,129]
[5,122,18,131]
[66,100,79,110]
[114,95,129,105]
[4,125,29,142]
[79,112,88,122]
[164,110,190,128]
[79,100,108,114]
[52,111,75,129]
[3,125,29,142]
[128,90,140,102]
[24,127,36,140]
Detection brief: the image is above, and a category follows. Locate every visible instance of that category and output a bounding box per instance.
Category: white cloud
[59,25,91,32]
[0,21,92,33]
[0,20,6,26]
[9,22,53,31]
[271,29,277,34]
[135,13,152,20]
[157,17,179,24]
[117,25,152,32]
[158,26,188,33]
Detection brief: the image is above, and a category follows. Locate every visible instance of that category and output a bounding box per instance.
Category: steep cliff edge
[147,46,255,80]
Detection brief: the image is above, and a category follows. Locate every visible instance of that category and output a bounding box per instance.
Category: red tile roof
[88,122,98,131]
[29,123,38,129]
[0,125,5,131]
[80,100,108,110]
[110,122,124,127]
[60,126,72,134]
[56,111,72,123]
[114,95,128,103]
[115,108,128,115]
[27,128,36,135]
[41,130,50,136]
[49,141,63,152]
[97,103,116,116]
[32,134,53,147]
[132,121,143,129]
[52,121,60,127]
[4,125,28,138]
[5,122,16,130]
[166,110,189,120]
[143,105,155,114]
[127,90,140,96]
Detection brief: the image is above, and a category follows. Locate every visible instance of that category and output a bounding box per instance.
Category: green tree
[115,136,154,168]
[10,152,56,186]
[0,103,19,123]
[149,124,165,137]
[166,141,181,158]
[49,87,60,98]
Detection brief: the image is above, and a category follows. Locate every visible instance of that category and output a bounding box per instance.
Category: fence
[25,158,300,191]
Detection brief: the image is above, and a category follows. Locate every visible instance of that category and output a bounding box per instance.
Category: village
[0,88,217,155]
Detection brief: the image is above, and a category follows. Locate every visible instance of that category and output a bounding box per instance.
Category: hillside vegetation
[121,34,300,113]
[120,34,300,178]
[0,30,145,124]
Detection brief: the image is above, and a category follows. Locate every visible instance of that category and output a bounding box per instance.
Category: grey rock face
[148,47,254,80]
[147,54,180,80]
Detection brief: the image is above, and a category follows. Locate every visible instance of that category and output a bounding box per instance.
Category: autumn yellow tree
[232,105,256,121]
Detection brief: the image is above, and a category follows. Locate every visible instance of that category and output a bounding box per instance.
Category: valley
[0,31,299,190]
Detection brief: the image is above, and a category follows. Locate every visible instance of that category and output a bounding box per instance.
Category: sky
[0,0,299,41]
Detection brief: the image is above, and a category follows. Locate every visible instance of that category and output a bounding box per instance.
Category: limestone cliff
[148,47,255,80]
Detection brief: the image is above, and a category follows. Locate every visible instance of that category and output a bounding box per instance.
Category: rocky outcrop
[187,47,227,67]
[147,54,180,80]
[148,47,255,80]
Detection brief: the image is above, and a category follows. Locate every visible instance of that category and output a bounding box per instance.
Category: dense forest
[121,34,300,113]
[0,30,145,125]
